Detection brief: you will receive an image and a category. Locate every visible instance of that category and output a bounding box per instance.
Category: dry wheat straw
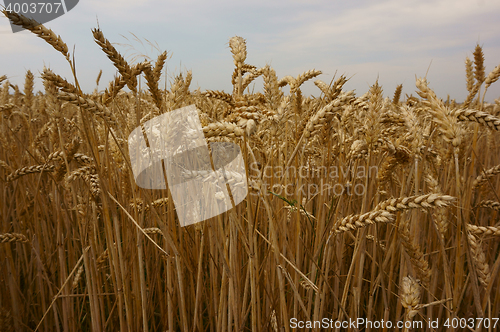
[3,32,500,330]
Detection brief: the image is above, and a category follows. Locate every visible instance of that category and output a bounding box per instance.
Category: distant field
[1,9,500,332]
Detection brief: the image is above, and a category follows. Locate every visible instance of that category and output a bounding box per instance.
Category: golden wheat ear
[2,9,69,61]
[92,28,138,92]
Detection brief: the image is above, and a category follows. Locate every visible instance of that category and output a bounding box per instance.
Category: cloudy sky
[1,0,499,103]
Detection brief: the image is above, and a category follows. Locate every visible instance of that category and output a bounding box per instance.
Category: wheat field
[1,10,500,332]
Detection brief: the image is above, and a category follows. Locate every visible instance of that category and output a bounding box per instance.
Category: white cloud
[0,30,46,54]
[1,0,499,102]
[258,0,499,56]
